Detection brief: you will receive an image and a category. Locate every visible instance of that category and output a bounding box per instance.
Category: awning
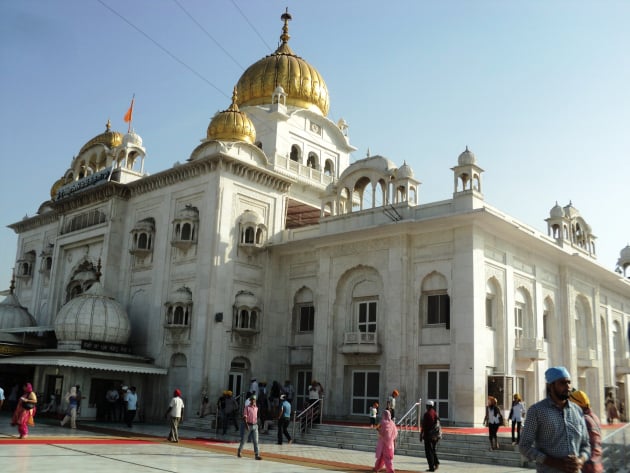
[0,326,55,333]
[0,355,168,375]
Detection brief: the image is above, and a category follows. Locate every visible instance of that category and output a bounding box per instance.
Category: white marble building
[1,11,629,426]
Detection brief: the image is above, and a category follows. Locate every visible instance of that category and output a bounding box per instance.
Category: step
[298,423,531,469]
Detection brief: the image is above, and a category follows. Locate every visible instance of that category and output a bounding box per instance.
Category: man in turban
[519,367,590,472]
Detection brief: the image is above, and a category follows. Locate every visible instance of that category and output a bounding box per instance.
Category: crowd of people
[0,372,621,472]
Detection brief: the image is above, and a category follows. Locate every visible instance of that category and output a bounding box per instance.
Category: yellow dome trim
[206,87,256,144]
[236,9,329,117]
[79,119,123,155]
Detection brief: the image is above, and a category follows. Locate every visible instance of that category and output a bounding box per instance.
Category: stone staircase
[296,423,532,469]
[180,416,533,468]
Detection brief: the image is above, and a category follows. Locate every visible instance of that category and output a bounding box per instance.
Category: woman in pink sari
[374,409,398,473]
[11,383,37,439]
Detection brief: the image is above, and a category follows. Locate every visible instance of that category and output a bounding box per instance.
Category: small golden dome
[79,120,123,155]
[236,10,329,116]
[50,176,66,200]
[207,87,256,144]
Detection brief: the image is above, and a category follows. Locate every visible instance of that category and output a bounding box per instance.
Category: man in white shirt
[124,386,138,427]
[166,389,185,442]
[105,386,119,422]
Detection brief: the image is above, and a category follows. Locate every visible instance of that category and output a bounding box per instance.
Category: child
[369,401,379,428]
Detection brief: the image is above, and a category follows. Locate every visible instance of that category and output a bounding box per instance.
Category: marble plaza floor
[0,414,533,473]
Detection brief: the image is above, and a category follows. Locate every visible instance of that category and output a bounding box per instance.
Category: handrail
[601,422,630,471]
[292,399,322,439]
[395,398,422,448]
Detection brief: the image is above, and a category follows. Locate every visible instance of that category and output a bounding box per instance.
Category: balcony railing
[514,337,546,360]
[344,331,377,344]
[341,331,380,354]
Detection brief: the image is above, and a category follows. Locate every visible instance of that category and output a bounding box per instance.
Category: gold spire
[280,8,292,45]
[206,87,256,144]
[235,10,330,116]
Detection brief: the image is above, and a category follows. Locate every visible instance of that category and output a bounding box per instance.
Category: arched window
[324,159,335,177]
[290,145,300,162]
[172,205,199,251]
[165,287,193,327]
[307,152,319,169]
[422,272,450,329]
[181,223,192,241]
[238,210,266,254]
[244,227,255,244]
[130,217,155,262]
[233,290,261,334]
[293,287,315,333]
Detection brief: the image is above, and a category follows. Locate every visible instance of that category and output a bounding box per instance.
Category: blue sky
[1,0,629,291]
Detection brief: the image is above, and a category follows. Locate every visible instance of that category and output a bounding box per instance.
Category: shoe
[435,465,439,470]
[255,456,262,460]
[237,451,241,458]
[277,442,282,445]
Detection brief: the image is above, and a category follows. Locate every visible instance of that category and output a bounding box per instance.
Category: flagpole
[124,94,135,133]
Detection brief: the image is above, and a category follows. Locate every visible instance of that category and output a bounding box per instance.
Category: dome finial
[105,119,112,132]
[228,86,240,112]
[280,8,292,45]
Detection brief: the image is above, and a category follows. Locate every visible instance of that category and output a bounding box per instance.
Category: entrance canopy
[1,353,167,375]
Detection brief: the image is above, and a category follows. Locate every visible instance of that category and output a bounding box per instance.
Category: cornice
[9,152,293,235]
[8,184,129,234]
[127,153,292,197]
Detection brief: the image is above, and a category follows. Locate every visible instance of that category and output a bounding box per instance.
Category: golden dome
[50,176,66,200]
[79,120,123,155]
[236,10,329,116]
[207,87,256,144]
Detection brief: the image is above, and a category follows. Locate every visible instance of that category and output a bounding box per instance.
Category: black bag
[430,418,443,441]
[23,402,34,410]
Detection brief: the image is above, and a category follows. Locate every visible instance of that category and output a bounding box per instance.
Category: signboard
[56,166,114,200]
[81,340,132,354]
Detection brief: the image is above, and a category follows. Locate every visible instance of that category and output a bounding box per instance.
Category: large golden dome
[236,10,329,116]
[79,120,123,155]
[207,87,256,144]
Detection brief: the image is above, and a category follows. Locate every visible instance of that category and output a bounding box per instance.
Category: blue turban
[545,366,571,384]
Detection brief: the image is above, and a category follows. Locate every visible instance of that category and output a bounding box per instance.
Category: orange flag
[123,96,134,128]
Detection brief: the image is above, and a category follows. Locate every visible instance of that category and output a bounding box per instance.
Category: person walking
[519,366,590,472]
[11,382,37,439]
[420,400,440,472]
[386,389,399,421]
[237,393,262,460]
[374,408,398,473]
[277,394,293,445]
[509,393,526,445]
[569,390,603,473]
[124,386,138,427]
[165,389,185,442]
[0,384,5,411]
[60,386,78,429]
[483,396,503,450]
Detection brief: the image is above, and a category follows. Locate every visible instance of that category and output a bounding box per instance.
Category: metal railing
[292,398,323,439]
[343,331,378,344]
[395,398,422,447]
[602,423,630,472]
